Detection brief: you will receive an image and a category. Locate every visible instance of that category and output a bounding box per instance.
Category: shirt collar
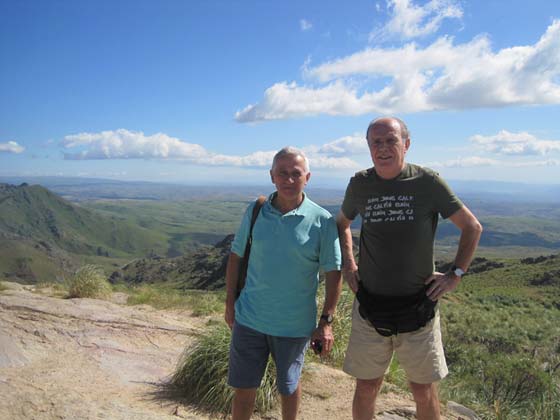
[266,191,307,216]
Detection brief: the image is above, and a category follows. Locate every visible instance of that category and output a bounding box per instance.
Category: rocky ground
[0,282,472,419]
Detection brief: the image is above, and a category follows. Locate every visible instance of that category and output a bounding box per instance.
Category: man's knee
[409,382,438,404]
[234,387,257,404]
[355,377,384,398]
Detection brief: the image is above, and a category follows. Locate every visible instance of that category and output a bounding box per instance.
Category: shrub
[67,265,112,299]
[171,324,277,415]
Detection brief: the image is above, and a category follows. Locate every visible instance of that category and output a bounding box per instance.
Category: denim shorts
[228,321,309,395]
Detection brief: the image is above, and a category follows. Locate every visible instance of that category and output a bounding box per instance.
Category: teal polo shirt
[231,192,342,337]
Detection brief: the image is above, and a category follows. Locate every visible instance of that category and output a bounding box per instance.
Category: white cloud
[315,133,369,156]
[63,129,208,161]
[61,129,360,170]
[371,0,463,41]
[470,130,560,156]
[300,19,313,32]
[236,20,560,122]
[0,141,25,154]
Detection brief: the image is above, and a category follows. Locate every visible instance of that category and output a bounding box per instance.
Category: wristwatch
[320,314,334,325]
[451,265,465,278]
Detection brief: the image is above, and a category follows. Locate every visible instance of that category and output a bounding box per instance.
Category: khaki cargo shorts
[343,299,448,384]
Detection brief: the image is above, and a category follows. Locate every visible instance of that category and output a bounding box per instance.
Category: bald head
[366,117,410,143]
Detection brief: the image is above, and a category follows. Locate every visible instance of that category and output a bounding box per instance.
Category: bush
[67,265,112,299]
[171,324,277,415]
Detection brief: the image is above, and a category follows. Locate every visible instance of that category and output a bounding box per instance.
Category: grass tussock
[171,324,277,415]
[67,265,112,299]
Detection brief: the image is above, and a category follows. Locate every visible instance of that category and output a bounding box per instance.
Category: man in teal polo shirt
[224,146,342,420]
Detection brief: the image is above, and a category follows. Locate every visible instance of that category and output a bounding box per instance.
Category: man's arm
[224,252,241,329]
[336,211,359,293]
[310,269,342,355]
[425,205,483,300]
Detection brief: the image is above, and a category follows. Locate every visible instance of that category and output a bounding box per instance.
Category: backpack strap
[237,195,266,297]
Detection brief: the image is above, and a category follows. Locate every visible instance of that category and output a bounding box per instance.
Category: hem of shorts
[227,380,261,390]
[342,366,387,380]
[406,369,449,385]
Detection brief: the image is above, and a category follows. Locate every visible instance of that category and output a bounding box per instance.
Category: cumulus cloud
[300,19,313,31]
[236,20,560,122]
[0,141,25,154]
[470,130,560,155]
[63,129,208,161]
[61,129,360,170]
[314,134,369,156]
[371,0,463,41]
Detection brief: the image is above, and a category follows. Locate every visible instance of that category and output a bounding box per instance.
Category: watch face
[321,314,333,324]
[454,268,465,277]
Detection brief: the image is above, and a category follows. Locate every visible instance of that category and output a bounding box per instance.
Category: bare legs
[409,382,441,420]
[280,382,301,420]
[232,383,301,420]
[352,377,384,420]
[352,378,440,420]
[232,388,257,420]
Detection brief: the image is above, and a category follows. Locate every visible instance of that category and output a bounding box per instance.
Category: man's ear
[305,172,311,184]
[404,138,411,154]
[270,170,274,183]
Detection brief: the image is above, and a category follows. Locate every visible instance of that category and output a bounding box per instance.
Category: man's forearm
[321,270,342,316]
[454,224,482,272]
[336,214,357,269]
[225,253,241,304]
[449,206,483,272]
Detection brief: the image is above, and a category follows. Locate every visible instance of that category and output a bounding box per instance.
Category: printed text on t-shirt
[363,195,415,224]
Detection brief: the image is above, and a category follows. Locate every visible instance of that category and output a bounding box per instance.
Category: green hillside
[0,183,172,282]
[0,183,167,257]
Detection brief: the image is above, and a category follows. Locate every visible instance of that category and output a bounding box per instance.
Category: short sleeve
[341,178,359,220]
[431,174,463,219]
[319,216,342,272]
[230,202,254,257]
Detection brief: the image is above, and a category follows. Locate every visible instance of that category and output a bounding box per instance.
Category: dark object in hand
[311,339,323,355]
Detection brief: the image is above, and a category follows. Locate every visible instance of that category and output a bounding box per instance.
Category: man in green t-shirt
[337,117,482,420]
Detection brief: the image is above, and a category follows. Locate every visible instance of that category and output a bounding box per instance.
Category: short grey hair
[271,146,310,172]
[366,116,410,142]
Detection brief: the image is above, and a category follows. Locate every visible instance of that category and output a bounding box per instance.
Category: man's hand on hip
[425,271,460,301]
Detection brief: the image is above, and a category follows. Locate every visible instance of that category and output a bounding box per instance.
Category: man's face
[270,154,310,201]
[367,119,410,178]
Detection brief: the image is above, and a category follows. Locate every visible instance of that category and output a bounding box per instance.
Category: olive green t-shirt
[341,163,463,296]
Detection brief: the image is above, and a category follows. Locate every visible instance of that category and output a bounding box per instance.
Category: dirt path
[0,283,463,419]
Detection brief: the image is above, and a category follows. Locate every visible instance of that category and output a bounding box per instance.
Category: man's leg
[409,382,441,420]
[352,377,384,420]
[228,322,269,419]
[268,335,308,420]
[280,381,301,420]
[232,388,257,420]
[395,312,447,420]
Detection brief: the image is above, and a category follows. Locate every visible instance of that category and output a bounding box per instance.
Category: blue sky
[1,0,560,188]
